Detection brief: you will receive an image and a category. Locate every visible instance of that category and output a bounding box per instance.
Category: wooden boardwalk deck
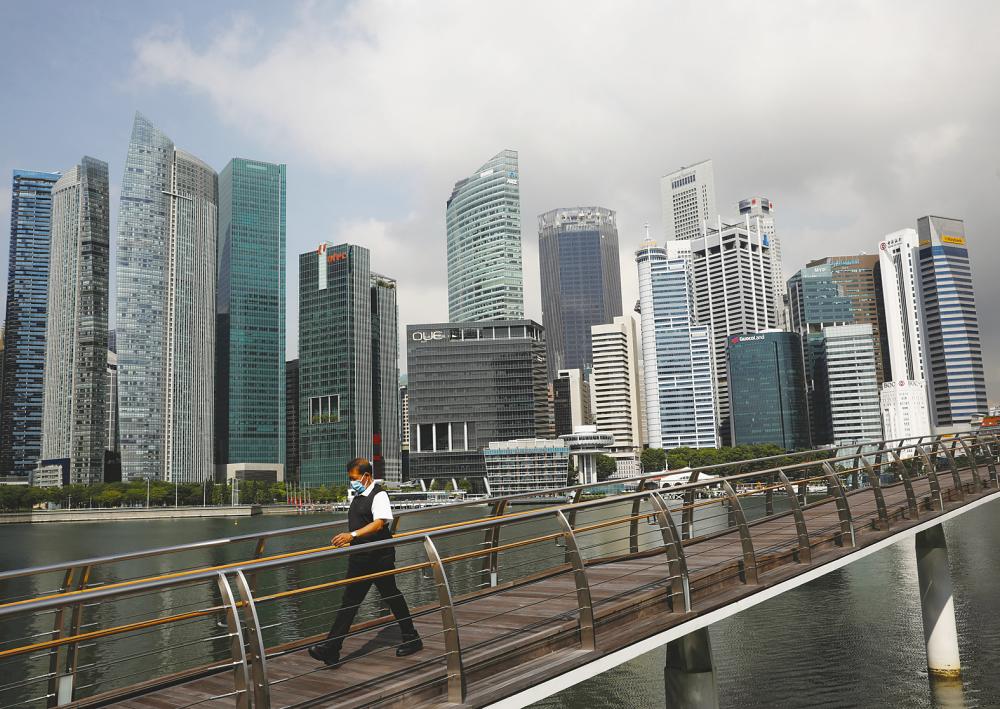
[86,467,995,708]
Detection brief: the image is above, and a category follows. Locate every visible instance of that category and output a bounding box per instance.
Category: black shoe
[396,635,423,657]
[308,644,340,666]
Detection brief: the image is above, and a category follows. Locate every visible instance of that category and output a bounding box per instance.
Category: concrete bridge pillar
[663,627,719,709]
[915,523,962,681]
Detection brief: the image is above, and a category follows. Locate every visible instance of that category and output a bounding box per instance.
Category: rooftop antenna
[644,223,650,240]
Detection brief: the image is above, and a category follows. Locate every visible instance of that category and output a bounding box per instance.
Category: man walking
[309,458,423,666]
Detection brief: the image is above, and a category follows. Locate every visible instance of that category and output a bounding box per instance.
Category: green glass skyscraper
[216,159,286,478]
[446,150,523,322]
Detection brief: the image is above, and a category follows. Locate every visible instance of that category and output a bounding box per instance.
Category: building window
[310,395,340,424]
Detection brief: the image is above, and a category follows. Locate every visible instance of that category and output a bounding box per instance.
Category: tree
[596,454,618,482]
[641,447,667,472]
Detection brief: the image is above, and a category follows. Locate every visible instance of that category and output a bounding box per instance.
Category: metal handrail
[0,432,992,709]
[1,430,980,592]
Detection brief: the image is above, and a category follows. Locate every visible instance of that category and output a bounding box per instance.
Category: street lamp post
[145,477,150,508]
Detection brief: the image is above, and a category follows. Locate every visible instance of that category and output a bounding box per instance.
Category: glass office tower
[40,157,110,485]
[446,150,523,322]
[298,243,400,486]
[116,113,218,482]
[538,207,622,381]
[727,331,810,449]
[216,158,286,479]
[1,169,59,476]
[916,216,987,432]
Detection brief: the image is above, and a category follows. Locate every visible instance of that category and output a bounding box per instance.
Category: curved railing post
[233,570,270,708]
[629,478,652,554]
[956,437,982,490]
[852,444,865,490]
[861,457,889,530]
[564,489,584,563]
[939,440,966,501]
[217,572,252,709]
[682,471,700,540]
[915,444,944,510]
[821,462,855,547]
[555,510,597,651]
[889,449,919,519]
[977,433,999,487]
[776,470,811,564]
[720,481,758,584]
[423,536,466,703]
[46,568,75,707]
[481,498,508,587]
[647,490,691,612]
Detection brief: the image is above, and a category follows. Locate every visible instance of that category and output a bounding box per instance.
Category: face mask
[350,479,366,494]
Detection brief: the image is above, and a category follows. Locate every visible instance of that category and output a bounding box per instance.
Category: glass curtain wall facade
[787,263,855,445]
[807,255,885,384]
[727,332,810,449]
[298,243,372,487]
[40,157,110,484]
[371,273,401,484]
[116,113,218,482]
[406,321,550,484]
[641,249,718,450]
[1,170,59,476]
[538,207,622,381]
[285,359,299,482]
[446,150,523,322]
[483,439,569,496]
[916,216,987,432]
[216,158,286,477]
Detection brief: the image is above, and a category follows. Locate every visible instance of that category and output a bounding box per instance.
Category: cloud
[133,0,1000,395]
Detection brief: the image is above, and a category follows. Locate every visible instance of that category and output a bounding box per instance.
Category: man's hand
[332,532,354,547]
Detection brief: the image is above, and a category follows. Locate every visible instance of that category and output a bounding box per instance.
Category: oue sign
[412,331,446,342]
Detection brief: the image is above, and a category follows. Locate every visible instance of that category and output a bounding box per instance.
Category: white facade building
[482,438,569,496]
[688,221,776,441]
[878,229,931,441]
[562,426,615,486]
[739,197,786,329]
[822,324,883,446]
[660,160,717,242]
[591,314,645,468]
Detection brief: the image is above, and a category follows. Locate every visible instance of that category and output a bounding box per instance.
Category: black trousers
[323,554,417,652]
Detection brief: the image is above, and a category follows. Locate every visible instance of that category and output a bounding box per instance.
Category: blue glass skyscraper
[916,216,987,432]
[538,207,622,382]
[1,170,59,476]
[216,158,286,478]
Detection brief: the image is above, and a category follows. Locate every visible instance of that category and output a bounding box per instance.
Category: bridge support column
[663,627,719,709]
[915,524,962,681]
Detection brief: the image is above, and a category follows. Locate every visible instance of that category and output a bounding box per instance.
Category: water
[0,499,997,707]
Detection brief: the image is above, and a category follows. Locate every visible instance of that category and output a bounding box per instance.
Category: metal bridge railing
[0,432,996,708]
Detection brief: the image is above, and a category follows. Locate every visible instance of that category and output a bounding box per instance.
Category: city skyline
[2,3,998,401]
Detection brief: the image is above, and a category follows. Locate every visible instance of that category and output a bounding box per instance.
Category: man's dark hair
[347,458,373,476]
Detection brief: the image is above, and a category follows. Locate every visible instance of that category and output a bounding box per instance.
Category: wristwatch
[350,531,358,539]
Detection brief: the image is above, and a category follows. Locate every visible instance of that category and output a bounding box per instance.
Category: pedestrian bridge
[0,432,997,708]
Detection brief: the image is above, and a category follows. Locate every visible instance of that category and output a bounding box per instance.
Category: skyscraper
[591,314,645,467]
[821,324,882,446]
[787,263,855,444]
[406,320,550,486]
[116,113,218,482]
[687,220,776,441]
[538,207,622,381]
[216,158,286,480]
[807,254,885,384]
[39,157,110,485]
[298,243,399,486]
[916,216,987,432]
[637,239,718,450]
[660,160,717,241]
[878,229,931,441]
[553,369,592,436]
[727,331,810,450]
[1,169,59,476]
[446,150,523,322]
[285,359,299,482]
[739,197,786,328]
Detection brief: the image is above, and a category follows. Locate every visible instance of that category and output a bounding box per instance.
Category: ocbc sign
[412,331,446,342]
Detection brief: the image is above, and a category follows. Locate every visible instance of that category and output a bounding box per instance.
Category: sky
[2,1,999,398]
